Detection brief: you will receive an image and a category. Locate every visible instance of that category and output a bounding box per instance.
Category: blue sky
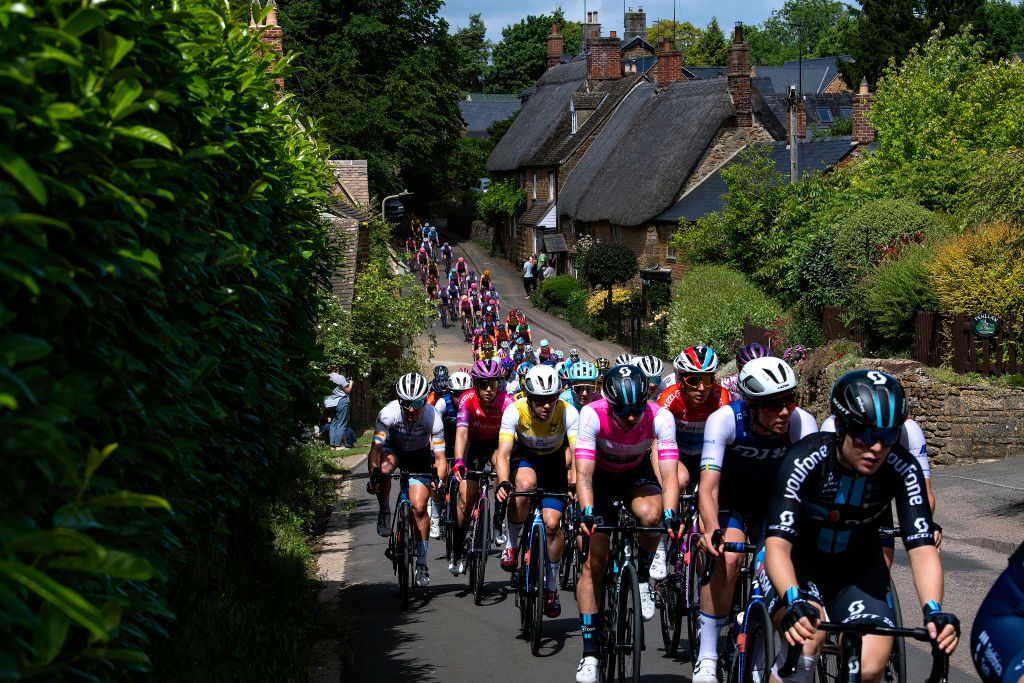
[441,0,791,43]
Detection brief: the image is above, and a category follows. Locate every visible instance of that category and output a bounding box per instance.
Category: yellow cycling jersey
[498,397,579,455]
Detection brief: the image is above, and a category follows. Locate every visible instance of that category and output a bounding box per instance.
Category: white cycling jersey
[819,415,930,479]
[700,404,818,472]
[372,400,445,455]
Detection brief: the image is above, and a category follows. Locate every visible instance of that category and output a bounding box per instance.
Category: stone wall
[470,219,493,246]
[801,358,1024,464]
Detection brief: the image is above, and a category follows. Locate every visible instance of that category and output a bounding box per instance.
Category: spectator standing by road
[324,366,353,450]
[522,255,537,298]
[541,262,555,280]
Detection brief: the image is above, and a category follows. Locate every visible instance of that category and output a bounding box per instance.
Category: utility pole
[789,84,799,183]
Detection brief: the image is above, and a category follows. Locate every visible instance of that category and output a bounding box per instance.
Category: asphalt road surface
[338,453,1019,681]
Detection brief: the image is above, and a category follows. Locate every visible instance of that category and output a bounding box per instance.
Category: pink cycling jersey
[457,390,514,442]
[575,398,679,473]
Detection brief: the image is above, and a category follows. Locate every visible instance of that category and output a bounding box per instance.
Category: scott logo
[848,600,865,616]
[779,511,795,528]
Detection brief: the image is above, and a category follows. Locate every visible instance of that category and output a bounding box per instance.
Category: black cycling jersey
[973,542,1024,683]
[767,432,936,556]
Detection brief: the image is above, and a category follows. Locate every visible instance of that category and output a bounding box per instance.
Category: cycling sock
[417,541,428,564]
[580,614,599,656]
[637,549,655,581]
[506,522,523,548]
[698,612,726,661]
[545,562,558,592]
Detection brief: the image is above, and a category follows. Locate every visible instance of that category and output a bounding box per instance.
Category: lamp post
[381,189,412,224]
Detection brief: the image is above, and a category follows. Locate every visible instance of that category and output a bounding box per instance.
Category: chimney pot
[733,22,744,43]
[610,30,617,38]
[859,77,869,95]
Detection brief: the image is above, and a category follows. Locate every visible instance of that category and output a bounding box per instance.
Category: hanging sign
[972,313,1001,339]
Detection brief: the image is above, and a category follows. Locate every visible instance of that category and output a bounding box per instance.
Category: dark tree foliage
[693,16,729,66]
[973,0,1024,58]
[745,0,856,65]
[485,10,581,94]
[841,0,928,87]
[924,0,986,35]
[583,242,639,290]
[453,13,491,92]
[280,0,463,198]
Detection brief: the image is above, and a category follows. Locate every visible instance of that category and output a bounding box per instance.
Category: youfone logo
[783,445,828,500]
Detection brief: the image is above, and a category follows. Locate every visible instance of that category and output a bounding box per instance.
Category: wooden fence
[948,313,1022,375]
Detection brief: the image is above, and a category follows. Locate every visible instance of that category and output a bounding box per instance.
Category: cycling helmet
[673,345,720,374]
[569,348,580,360]
[523,365,561,397]
[738,357,797,400]
[603,365,649,408]
[499,341,509,350]
[448,371,472,392]
[614,352,634,366]
[517,362,535,379]
[419,247,426,253]
[830,370,907,432]
[736,343,772,371]
[569,361,599,382]
[482,340,494,350]
[473,327,483,336]
[460,294,468,301]
[443,242,450,247]
[539,338,550,347]
[513,351,525,364]
[488,298,496,306]
[500,357,515,372]
[395,372,429,401]
[637,355,664,380]
[524,344,533,353]
[471,358,503,380]
[595,357,610,371]
[554,350,565,360]
[470,282,478,290]
[515,337,526,345]
[469,270,476,278]
[458,256,465,263]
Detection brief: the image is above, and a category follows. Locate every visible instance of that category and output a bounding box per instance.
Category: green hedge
[535,275,586,310]
[0,0,335,677]
[668,265,781,359]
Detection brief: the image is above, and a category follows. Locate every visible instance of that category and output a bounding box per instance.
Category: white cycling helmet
[448,371,472,392]
[524,344,534,353]
[395,372,429,401]
[673,345,720,374]
[614,352,635,366]
[523,364,561,397]
[738,357,798,400]
[637,355,664,380]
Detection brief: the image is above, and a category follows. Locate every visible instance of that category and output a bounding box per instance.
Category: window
[666,232,677,262]
[611,224,622,243]
[840,106,853,120]
[817,107,834,124]
[532,173,537,199]
[548,172,555,199]
[570,100,578,134]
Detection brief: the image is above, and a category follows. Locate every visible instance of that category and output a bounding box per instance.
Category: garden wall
[801,359,1024,464]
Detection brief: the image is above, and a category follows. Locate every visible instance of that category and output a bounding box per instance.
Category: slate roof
[753,56,846,94]
[657,137,857,223]
[458,96,521,139]
[519,201,553,226]
[558,79,735,226]
[758,91,855,136]
[683,66,727,80]
[487,60,587,172]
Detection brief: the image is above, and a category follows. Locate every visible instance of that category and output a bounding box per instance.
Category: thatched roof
[558,79,735,226]
[486,59,586,172]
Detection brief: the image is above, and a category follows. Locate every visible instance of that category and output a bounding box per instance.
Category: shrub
[667,266,782,359]
[582,242,639,290]
[586,287,639,317]
[833,198,946,284]
[566,291,607,340]
[928,222,1024,319]
[536,275,587,310]
[850,243,938,353]
[476,180,526,224]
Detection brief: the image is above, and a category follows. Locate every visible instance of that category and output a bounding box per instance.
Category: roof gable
[458,99,522,138]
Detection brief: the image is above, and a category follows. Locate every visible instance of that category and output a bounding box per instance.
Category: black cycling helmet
[433,365,450,379]
[830,369,908,432]
[603,364,649,409]
[595,357,611,372]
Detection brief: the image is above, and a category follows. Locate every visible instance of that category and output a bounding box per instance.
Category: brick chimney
[582,11,601,51]
[250,3,284,91]
[852,78,876,145]
[727,22,752,127]
[587,30,622,80]
[547,24,564,69]
[624,7,646,42]
[654,37,683,87]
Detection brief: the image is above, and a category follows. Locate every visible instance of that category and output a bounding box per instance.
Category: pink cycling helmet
[471,358,503,380]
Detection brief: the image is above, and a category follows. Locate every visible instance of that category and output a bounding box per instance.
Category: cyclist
[425,273,438,300]
[537,339,552,363]
[574,364,682,683]
[477,339,496,361]
[455,256,468,283]
[425,366,450,406]
[495,365,579,620]
[426,223,439,250]
[447,360,515,575]
[557,361,572,392]
[614,352,634,367]
[523,344,537,365]
[499,357,516,391]
[594,357,611,379]
[693,357,817,683]
[972,541,1024,683]
[480,268,492,292]
[720,342,772,401]
[440,241,453,272]
[515,314,533,345]
[511,362,534,400]
[416,247,429,283]
[565,347,581,370]
[636,355,664,399]
[458,295,473,330]
[560,360,600,410]
[656,345,730,490]
[367,373,447,588]
[764,370,959,683]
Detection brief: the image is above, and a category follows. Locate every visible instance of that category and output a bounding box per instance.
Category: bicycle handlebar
[493,489,570,526]
[778,621,949,682]
[699,529,758,585]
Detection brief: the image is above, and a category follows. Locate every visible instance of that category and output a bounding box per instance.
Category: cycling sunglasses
[399,398,425,409]
[611,401,646,418]
[572,383,597,394]
[526,394,558,407]
[474,380,499,390]
[680,373,716,390]
[851,425,901,448]
[756,394,796,411]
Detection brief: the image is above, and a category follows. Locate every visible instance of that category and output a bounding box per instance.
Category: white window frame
[532,172,537,200]
[548,172,555,199]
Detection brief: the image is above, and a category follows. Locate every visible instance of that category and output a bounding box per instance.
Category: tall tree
[453,13,491,92]
[745,0,856,65]
[280,0,463,198]
[923,0,986,35]
[973,0,1024,58]
[646,20,704,64]
[691,17,728,66]
[485,10,581,94]
[841,0,928,87]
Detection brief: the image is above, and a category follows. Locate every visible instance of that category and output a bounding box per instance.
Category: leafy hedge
[928,222,1024,319]
[667,265,781,359]
[534,274,586,311]
[0,0,335,677]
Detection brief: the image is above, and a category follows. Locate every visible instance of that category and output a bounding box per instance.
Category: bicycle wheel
[613,563,643,682]
[685,533,704,664]
[529,528,545,656]
[396,505,412,609]
[886,578,907,682]
[816,632,842,683]
[741,601,774,683]
[659,575,683,655]
[472,498,489,605]
[559,506,579,591]
[444,479,459,562]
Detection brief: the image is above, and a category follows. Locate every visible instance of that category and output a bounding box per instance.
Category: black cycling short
[383,445,435,474]
[762,537,896,628]
[464,438,499,472]
[680,453,700,492]
[511,446,568,512]
[591,459,661,528]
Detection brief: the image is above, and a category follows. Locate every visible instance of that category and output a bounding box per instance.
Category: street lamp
[381,189,412,224]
